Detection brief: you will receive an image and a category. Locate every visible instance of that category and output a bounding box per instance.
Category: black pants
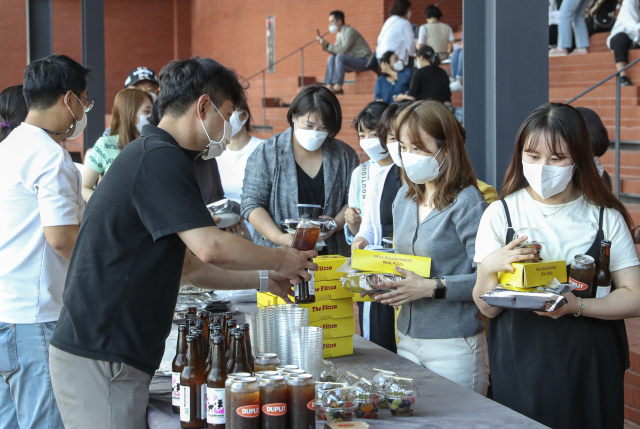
[357,301,397,353]
[610,32,640,63]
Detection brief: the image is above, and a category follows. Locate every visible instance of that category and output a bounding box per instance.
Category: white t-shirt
[474,189,639,273]
[217,136,263,235]
[0,123,85,324]
[376,15,416,65]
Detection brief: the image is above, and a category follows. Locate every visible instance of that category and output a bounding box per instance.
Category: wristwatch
[259,270,270,293]
[432,278,447,300]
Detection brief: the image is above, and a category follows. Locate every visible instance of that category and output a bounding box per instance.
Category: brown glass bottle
[206,331,225,375]
[260,375,288,428]
[206,327,224,369]
[227,328,239,372]
[225,319,237,351]
[230,332,253,375]
[206,336,227,428]
[180,335,206,428]
[172,324,188,414]
[186,317,197,333]
[594,240,613,298]
[200,311,211,352]
[211,315,223,328]
[222,312,233,338]
[237,323,255,370]
[291,221,320,304]
[187,307,198,318]
[194,330,207,379]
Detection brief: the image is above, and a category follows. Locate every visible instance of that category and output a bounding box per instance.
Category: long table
[147,304,546,428]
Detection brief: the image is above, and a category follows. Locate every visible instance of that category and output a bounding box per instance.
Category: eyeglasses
[74,93,94,113]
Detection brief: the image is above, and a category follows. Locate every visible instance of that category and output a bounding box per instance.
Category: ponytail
[416,45,440,67]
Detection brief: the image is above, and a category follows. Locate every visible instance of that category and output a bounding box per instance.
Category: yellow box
[498,260,568,289]
[257,293,354,321]
[352,250,431,277]
[323,335,354,358]
[310,316,355,339]
[352,293,374,302]
[314,279,355,301]
[313,255,348,281]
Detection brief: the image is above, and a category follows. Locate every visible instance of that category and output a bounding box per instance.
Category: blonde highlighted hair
[110,88,153,150]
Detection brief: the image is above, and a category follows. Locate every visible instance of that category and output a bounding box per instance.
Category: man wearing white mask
[217,100,264,238]
[242,85,359,256]
[316,10,372,95]
[48,57,317,429]
[0,54,88,429]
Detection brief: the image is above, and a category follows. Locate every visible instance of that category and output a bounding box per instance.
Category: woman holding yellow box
[472,103,640,429]
[372,100,489,394]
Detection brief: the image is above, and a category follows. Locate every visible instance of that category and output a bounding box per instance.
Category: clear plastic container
[384,377,420,417]
[353,378,384,419]
[319,359,338,382]
[318,387,356,422]
[372,369,397,410]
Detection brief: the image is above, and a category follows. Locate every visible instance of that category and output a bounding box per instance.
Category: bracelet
[573,297,584,317]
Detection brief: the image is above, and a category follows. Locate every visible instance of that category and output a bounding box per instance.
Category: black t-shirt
[380,165,402,238]
[296,163,325,208]
[193,157,225,204]
[407,65,452,103]
[51,125,217,375]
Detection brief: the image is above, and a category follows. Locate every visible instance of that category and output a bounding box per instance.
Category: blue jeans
[451,48,463,80]
[0,322,63,429]
[324,54,369,85]
[558,0,590,49]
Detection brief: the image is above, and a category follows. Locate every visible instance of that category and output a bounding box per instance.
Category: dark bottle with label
[180,335,206,428]
[291,220,320,304]
[171,324,188,414]
[206,336,227,429]
[237,323,255,370]
[594,240,613,298]
[230,332,253,375]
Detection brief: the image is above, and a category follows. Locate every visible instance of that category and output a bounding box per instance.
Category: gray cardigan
[393,185,488,339]
[324,25,372,59]
[241,127,359,256]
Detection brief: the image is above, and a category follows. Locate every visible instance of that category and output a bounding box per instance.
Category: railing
[567,56,640,198]
[246,32,330,131]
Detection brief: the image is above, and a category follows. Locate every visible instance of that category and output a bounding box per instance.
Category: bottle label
[309,272,315,295]
[236,405,260,418]
[180,386,190,422]
[307,400,316,410]
[262,403,287,416]
[294,283,300,297]
[171,372,181,406]
[568,277,588,291]
[207,387,226,424]
[201,384,207,420]
[596,285,612,298]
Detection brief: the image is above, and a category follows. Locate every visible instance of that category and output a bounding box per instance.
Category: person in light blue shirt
[374,51,412,104]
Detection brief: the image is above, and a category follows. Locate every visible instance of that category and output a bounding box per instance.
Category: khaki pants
[49,345,152,429]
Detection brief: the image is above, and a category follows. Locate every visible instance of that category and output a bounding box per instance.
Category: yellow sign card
[498,260,567,289]
[352,249,431,277]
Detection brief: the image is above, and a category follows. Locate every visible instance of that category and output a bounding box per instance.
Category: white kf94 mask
[522,161,575,200]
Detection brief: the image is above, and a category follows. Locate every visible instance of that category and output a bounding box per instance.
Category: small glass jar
[254,370,279,381]
[287,374,315,428]
[276,365,299,375]
[228,377,260,425]
[254,353,281,372]
[259,376,288,427]
[281,368,306,381]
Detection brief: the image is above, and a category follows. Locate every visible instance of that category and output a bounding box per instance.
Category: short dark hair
[0,85,28,142]
[286,85,342,139]
[379,51,397,77]
[577,106,610,157]
[390,0,412,17]
[416,45,441,66]
[376,101,413,150]
[158,56,247,118]
[424,5,442,19]
[23,54,90,110]
[330,10,345,23]
[352,101,389,134]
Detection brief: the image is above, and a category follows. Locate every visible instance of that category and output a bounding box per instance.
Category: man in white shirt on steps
[0,54,89,429]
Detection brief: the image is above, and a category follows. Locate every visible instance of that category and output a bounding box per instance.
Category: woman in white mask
[472,103,640,429]
[374,51,412,104]
[216,101,264,238]
[82,88,153,201]
[371,100,490,395]
[241,85,359,255]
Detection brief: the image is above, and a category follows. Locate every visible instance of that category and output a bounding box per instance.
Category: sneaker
[549,47,568,57]
[570,48,588,55]
[450,81,463,92]
[621,75,633,86]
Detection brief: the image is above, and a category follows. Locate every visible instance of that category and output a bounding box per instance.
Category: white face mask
[67,94,87,140]
[386,141,403,167]
[230,110,248,137]
[136,114,149,134]
[402,147,445,184]
[359,137,388,162]
[522,161,575,200]
[329,24,339,34]
[201,101,232,160]
[294,122,328,152]
[393,60,404,72]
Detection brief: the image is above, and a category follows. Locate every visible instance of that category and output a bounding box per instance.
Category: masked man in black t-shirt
[49,57,317,429]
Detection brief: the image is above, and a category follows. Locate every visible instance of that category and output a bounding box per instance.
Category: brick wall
[0,0,27,89]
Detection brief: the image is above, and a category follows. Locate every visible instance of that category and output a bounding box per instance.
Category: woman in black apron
[472,103,640,429]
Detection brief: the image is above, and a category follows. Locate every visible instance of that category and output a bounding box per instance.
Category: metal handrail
[566,56,640,198]
[246,32,330,130]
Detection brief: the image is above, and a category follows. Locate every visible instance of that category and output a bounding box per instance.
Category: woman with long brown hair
[82,88,153,201]
[472,103,640,429]
[372,100,490,394]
